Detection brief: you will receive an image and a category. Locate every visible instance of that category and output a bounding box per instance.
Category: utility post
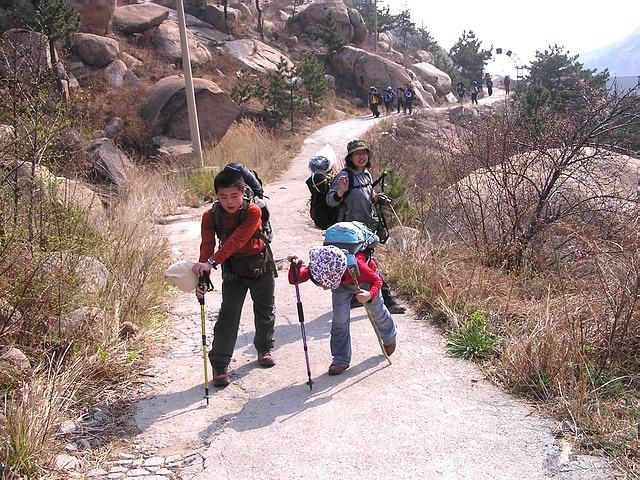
[176,0,203,166]
[373,0,378,52]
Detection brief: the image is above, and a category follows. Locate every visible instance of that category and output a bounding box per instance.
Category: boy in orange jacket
[192,168,275,386]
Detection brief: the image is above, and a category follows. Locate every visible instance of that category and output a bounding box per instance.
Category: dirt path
[135,110,614,479]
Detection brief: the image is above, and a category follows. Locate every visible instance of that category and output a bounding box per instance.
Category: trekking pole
[347,267,392,365]
[198,272,214,405]
[291,259,314,390]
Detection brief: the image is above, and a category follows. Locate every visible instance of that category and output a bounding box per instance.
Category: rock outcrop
[286,0,367,45]
[331,46,435,106]
[224,39,293,73]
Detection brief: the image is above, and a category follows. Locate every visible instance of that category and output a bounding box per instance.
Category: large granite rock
[140,76,240,145]
[331,46,434,106]
[0,29,52,82]
[286,0,367,45]
[112,3,170,34]
[151,20,212,66]
[71,32,119,67]
[69,0,117,35]
[410,62,452,96]
[224,39,293,73]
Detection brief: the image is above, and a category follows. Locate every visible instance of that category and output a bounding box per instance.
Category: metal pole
[176,0,203,166]
[373,0,378,52]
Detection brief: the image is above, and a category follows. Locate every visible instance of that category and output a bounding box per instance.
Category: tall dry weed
[1,353,87,479]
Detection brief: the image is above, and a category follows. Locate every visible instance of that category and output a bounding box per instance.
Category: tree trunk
[255,0,263,41]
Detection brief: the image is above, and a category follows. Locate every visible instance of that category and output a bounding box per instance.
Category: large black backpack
[306,168,357,230]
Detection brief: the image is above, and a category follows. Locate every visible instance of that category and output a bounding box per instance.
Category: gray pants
[208,266,275,369]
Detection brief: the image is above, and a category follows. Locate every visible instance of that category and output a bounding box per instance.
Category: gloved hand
[377,194,392,206]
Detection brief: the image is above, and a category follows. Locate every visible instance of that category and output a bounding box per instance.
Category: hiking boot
[384,339,396,356]
[213,367,230,387]
[328,364,348,376]
[258,351,276,367]
[387,303,406,314]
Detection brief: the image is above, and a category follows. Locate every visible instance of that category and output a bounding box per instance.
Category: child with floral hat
[288,245,397,375]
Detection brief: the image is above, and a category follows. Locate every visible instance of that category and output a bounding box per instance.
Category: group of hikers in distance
[455,73,511,104]
[368,84,416,117]
[190,139,404,387]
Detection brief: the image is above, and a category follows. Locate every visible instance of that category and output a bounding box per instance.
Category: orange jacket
[198,202,264,264]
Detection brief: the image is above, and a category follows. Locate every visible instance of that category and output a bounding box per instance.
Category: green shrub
[447,310,497,360]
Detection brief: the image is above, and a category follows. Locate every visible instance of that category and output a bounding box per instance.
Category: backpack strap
[212,198,271,245]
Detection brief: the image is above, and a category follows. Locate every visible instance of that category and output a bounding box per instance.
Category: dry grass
[372,112,639,476]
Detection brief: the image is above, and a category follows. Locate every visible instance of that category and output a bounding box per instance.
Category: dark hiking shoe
[213,367,230,387]
[384,339,396,356]
[328,364,348,376]
[258,351,276,367]
[387,304,406,314]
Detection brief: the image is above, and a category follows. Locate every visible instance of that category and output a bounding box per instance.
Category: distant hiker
[368,86,381,118]
[192,167,276,387]
[396,86,405,113]
[485,73,493,96]
[403,85,415,114]
[383,86,395,114]
[504,75,511,95]
[456,82,466,103]
[326,139,406,313]
[287,243,397,375]
[470,80,480,105]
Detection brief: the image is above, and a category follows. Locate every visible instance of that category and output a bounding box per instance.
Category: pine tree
[296,51,329,116]
[449,30,492,84]
[317,13,346,54]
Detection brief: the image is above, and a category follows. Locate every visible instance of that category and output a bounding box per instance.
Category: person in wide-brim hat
[345,139,373,166]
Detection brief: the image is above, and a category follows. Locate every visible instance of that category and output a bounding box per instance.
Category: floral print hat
[308,245,347,290]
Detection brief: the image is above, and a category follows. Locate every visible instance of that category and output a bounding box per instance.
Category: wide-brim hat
[346,139,373,160]
[308,245,347,290]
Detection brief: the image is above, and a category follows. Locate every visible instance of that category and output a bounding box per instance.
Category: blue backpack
[323,221,379,254]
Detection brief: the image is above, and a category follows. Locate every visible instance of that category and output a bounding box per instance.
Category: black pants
[369,103,380,117]
[208,266,275,369]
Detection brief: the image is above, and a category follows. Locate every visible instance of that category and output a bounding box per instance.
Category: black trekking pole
[198,272,214,405]
[291,259,313,390]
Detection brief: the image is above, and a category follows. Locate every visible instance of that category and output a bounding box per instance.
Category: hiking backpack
[323,221,379,254]
[306,168,358,230]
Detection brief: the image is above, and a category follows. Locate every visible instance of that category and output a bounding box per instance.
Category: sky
[379,0,640,78]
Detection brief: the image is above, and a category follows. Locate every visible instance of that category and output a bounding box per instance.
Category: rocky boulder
[331,46,432,106]
[410,62,452,96]
[0,29,52,82]
[224,39,293,73]
[69,0,116,35]
[201,4,241,33]
[140,76,240,145]
[71,33,119,67]
[286,0,367,45]
[112,3,170,34]
[151,20,212,66]
[85,138,133,187]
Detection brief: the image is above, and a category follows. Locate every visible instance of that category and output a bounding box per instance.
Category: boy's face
[216,186,245,214]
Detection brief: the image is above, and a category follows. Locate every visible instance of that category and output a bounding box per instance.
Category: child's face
[216,186,245,214]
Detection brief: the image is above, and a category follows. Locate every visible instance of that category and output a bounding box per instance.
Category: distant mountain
[579,26,640,77]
